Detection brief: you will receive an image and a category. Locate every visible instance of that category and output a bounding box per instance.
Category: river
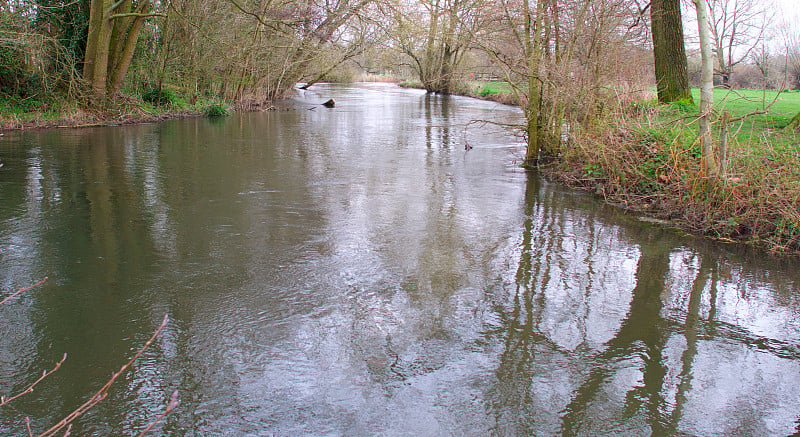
[1,83,799,435]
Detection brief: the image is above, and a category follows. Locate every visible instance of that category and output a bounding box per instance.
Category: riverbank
[547,90,800,256]
[0,107,205,131]
[403,80,800,255]
[0,89,235,132]
[398,79,520,106]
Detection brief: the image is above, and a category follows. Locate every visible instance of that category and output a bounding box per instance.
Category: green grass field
[471,81,514,97]
[691,88,800,126]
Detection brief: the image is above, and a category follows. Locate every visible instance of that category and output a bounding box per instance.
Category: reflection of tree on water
[423,93,452,149]
[666,255,715,433]
[489,172,800,435]
[490,171,693,434]
[487,174,611,435]
[558,224,675,434]
[487,176,546,434]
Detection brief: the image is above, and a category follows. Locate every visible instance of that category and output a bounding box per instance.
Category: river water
[1,83,799,436]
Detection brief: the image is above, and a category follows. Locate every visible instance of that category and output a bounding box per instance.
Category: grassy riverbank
[552,88,800,255]
[399,79,521,106]
[0,88,233,131]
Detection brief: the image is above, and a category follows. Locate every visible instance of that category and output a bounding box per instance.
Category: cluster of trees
[0,0,384,105]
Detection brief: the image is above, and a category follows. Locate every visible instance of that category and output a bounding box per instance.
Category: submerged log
[322,99,335,108]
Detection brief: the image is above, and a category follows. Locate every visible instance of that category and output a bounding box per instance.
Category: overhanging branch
[109,12,166,19]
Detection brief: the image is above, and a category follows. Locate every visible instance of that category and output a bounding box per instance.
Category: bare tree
[750,42,771,88]
[157,0,380,103]
[706,0,773,87]
[476,0,649,165]
[694,0,718,179]
[387,0,486,94]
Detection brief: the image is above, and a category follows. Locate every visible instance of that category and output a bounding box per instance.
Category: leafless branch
[39,315,170,437]
[0,277,48,306]
[0,353,67,407]
[136,390,179,436]
[109,12,166,19]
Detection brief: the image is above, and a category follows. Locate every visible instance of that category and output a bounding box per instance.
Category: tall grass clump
[203,101,230,117]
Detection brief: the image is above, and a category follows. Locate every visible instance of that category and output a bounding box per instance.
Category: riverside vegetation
[549,88,800,256]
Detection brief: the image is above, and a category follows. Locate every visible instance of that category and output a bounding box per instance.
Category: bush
[203,101,229,117]
[141,87,176,106]
[0,46,45,99]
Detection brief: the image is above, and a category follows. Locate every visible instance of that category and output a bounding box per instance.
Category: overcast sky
[681,0,799,52]
[776,0,799,23]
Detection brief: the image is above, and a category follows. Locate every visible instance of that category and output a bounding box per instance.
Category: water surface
[1,83,799,435]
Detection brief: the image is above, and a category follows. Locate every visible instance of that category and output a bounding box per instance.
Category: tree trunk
[651,0,693,103]
[83,0,155,105]
[109,2,150,96]
[694,0,718,179]
[522,0,544,166]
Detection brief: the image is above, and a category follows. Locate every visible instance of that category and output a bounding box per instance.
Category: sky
[681,0,799,53]
[776,0,800,24]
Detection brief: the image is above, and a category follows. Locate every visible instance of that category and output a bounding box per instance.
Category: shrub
[204,101,229,117]
[141,87,176,106]
[0,46,45,99]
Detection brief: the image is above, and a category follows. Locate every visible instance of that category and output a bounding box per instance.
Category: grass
[462,81,518,105]
[0,85,235,130]
[471,81,514,97]
[694,88,800,125]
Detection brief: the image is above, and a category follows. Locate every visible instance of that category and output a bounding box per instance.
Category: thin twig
[0,353,67,407]
[0,277,48,306]
[136,390,179,436]
[39,315,170,437]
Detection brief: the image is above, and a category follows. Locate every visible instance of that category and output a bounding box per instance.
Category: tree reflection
[666,255,715,433]
[423,93,453,149]
[490,170,800,435]
[559,225,672,435]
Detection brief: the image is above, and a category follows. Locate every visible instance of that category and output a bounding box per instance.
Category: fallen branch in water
[39,314,170,437]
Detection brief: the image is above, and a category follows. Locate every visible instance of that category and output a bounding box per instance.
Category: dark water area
[1,83,799,436]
